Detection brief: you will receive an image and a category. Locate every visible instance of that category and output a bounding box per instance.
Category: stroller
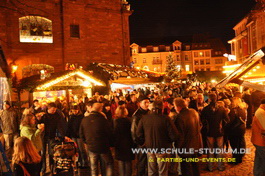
[51,138,78,176]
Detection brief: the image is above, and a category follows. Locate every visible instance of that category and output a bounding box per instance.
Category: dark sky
[127,0,256,44]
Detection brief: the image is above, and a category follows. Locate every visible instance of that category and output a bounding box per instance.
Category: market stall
[19,69,105,105]
[218,47,265,91]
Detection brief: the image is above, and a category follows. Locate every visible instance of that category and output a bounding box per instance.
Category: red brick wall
[0,0,132,78]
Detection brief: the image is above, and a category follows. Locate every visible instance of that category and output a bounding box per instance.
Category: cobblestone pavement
[199,129,254,176]
[78,129,255,176]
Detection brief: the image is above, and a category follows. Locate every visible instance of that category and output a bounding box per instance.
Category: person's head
[138,96,150,110]
[33,100,39,107]
[208,93,217,103]
[103,102,111,111]
[47,102,57,114]
[130,94,137,103]
[86,101,95,113]
[166,98,174,109]
[174,98,187,113]
[114,96,119,103]
[216,101,225,108]
[71,105,80,115]
[91,103,103,112]
[150,101,163,114]
[231,97,243,108]
[3,101,11,110]
[197,93,204,104]
[21,114,36,126]
[234,91,242,99]
[115,106,128,118]
[12,137,41,165]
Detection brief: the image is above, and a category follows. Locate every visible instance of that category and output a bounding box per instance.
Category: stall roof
[19,69,105,91]
[217,47,265,87]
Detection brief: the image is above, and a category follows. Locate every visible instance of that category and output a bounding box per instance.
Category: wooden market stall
[18,69,105,106]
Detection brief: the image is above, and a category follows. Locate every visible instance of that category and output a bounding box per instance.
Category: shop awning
[217,47,265,87]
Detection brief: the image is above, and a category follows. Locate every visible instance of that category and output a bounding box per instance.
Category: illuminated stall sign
[19,16,53,43]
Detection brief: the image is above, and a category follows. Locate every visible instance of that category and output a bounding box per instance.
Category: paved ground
[78,129,255,176]
[199,129,255,176]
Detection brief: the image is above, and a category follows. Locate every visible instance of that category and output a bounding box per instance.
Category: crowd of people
[0,82,265,176]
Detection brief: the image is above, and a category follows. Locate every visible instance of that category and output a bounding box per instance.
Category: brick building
[0,0,132,78]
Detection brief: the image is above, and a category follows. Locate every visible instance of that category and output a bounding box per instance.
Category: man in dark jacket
[201,93,229,172]
[79,103,114,176]
[131,96,150,176]
[137,101,178,176]
[39,102,67,174]
[66,105,88,168]
[174,98,203,176]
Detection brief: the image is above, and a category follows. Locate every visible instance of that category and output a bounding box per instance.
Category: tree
[165,53,180,81]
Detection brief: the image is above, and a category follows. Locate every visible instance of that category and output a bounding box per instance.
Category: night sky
[128,0,256,45]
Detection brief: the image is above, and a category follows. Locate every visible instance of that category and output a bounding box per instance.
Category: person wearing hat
[131,95,150,176]
[0,101,20,160]
[252,98,265,176]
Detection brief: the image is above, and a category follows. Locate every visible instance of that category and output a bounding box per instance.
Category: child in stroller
[51,137,78,176]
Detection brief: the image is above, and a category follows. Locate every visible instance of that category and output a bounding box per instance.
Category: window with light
[19,16,53,43]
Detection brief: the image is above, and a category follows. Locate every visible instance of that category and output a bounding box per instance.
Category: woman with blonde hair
[20,114,44,152]
[114,106,135,176]
[227,97,247,164]
[12,137,42,176]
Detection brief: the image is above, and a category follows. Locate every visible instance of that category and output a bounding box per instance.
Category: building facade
[0,0,132,78]
[131,36,227,73]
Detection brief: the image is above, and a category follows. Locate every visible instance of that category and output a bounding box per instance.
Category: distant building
[130,35,227,73]
[0,0,132,79]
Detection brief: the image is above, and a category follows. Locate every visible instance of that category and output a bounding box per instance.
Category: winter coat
[79,111,114,153]
[131,108,149,144]
[174,108,203,150]
[137,112,178,150]
[20,125,43,151]
[251,107,265,147]
[0,107,20,135]
[114,118,135,161]
[66,113,84,138]
[226,107,246,136]
[201,103,229,137]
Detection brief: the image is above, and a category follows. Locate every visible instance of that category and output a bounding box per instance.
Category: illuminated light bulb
[257,66,261,69]
[253,69,257,72]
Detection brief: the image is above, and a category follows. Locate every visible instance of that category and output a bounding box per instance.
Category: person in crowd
[0,101,20,160]
[114,106,135,176]
[251,99,265,176]
[39,102,67,174]
[0,141,12,176]
[226,97,247,164]
[166,98,178,122]
[131,95,150,176]
[84,100,95,117]
[242,88,253,128]
[111,96,120,117]
[79,103,114,176]
[201,93,229,172]
[29,100,42,115]
[137,101,178,176]
[12,137,42,176]
[66,105,88,168]
[103,102,113,128]
[174,98,203,176]
[126,94,138,119]
[20,114,44,152]
[189,93,208,115]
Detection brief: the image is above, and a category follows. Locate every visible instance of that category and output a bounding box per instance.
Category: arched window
[19,16,53,43]
[22,64,54,78]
